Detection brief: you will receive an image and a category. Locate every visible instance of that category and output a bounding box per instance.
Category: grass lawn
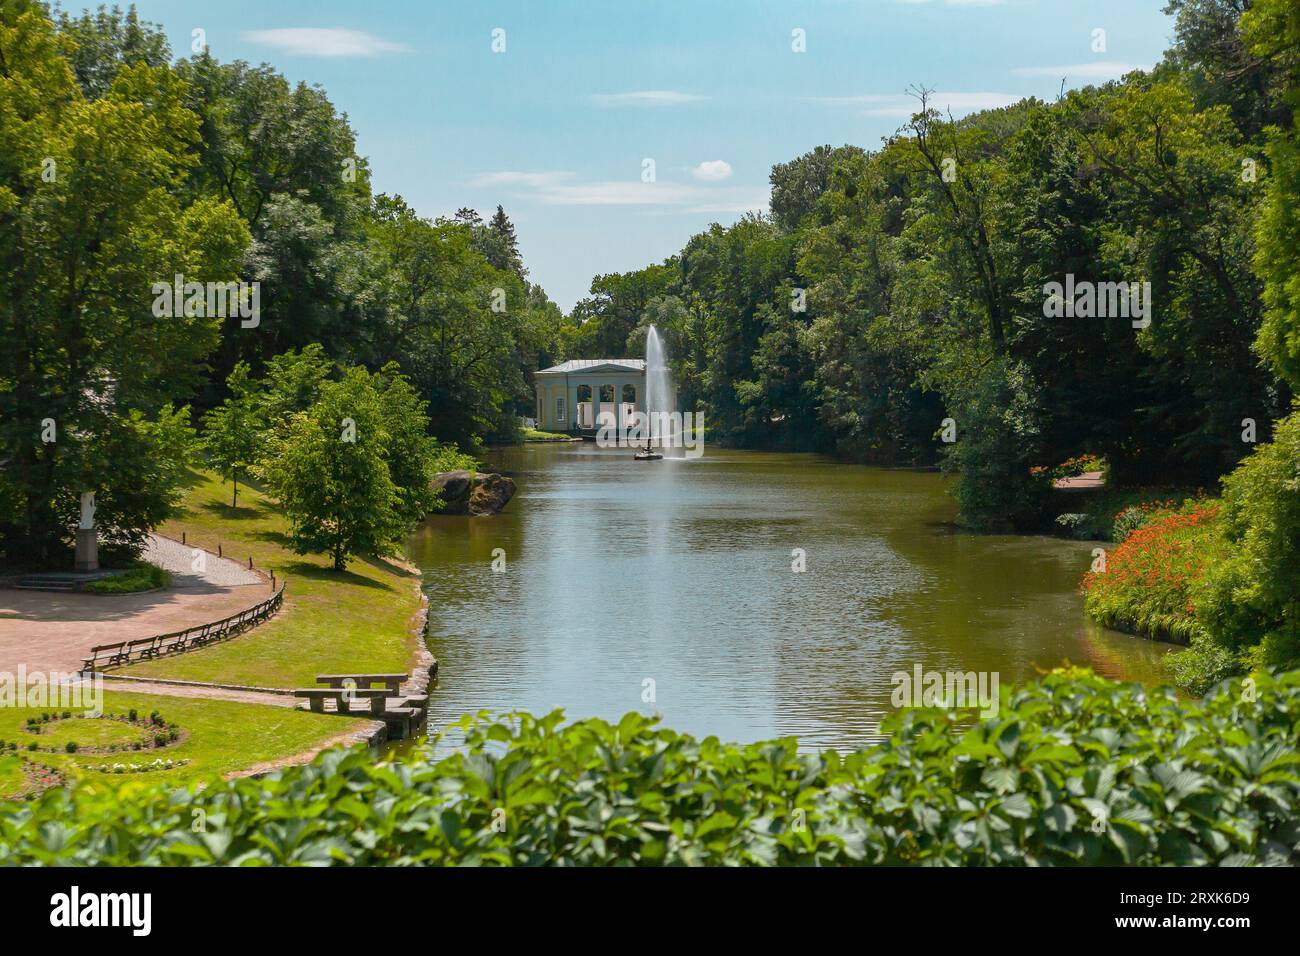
[83,560,169,594]
[521,427,575,441]
[122,469,422,688]
[0,690,361,798]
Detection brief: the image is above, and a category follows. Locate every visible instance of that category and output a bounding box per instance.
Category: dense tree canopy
[0,2,564,567]
[566,2,1296,530]
[0,1,248,563]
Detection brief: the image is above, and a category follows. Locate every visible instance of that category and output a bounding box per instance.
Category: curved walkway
[0,534,271,676]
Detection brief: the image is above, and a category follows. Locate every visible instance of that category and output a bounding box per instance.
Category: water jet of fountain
[644,325,677,454]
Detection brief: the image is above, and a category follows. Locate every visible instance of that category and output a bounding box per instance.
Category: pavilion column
[568,381,579,431]
[615,379,626,444]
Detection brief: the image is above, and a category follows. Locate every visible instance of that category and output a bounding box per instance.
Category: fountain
[636,325,675,459]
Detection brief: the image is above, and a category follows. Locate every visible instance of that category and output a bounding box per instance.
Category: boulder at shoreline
[432,471,516,516]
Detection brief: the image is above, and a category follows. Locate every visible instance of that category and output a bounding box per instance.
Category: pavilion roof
[536,359,646,375]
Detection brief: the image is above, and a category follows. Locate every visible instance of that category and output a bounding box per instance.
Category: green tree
[201,363,262,507]
[351,195,538,447]
[53,3,171,100]
[486,204,524,276]
[256,364,437,570]
[257,368,403,571]
[0,3,249,565]
[1244,0,1300,390]
[173,52,370,387]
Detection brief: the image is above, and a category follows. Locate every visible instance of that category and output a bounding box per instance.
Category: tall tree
[201,363,262,508]
[0,3,248,564]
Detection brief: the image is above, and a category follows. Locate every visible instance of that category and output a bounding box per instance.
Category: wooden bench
[128,634,163,660]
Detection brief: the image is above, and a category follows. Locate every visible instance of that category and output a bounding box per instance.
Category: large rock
[432,470,516,516]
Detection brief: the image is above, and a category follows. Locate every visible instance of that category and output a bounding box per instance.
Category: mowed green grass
[0,691,362,798]
[123,469,421,688]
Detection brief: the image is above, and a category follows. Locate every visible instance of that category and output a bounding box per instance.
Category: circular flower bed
[11,709,185,755]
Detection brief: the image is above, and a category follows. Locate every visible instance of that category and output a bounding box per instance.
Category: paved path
[94,677,294,708]
[142,533,263,586]
[1053,470,1106,491]
[0,534,271,676]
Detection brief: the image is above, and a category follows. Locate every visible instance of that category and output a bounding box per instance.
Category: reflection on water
[405,444,1171,753]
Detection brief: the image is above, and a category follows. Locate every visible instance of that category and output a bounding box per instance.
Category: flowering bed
[1083,503,1224,644]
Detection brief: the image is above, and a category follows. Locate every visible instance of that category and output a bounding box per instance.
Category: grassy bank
[0,690,358,799]
[520,427,575,442]
[123,469,422,688]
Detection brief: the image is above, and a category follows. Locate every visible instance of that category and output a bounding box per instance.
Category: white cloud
[691,160,733,182]
[589,90,707,106]
[471,169,766,214]
[243,28,408,57]
[814,91,1022,118]
[1012,61,1149,81]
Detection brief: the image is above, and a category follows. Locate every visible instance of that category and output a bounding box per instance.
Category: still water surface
[406,444,1169,751]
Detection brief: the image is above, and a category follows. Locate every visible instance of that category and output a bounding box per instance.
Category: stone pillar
[569,381,580,432]
[615,379,626,444]
[74,529,98,572]
[75,490,98,572]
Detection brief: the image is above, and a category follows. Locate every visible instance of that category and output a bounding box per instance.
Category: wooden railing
[81,583,285,673]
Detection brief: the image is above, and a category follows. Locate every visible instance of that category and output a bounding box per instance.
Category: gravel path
[142,533,264,587]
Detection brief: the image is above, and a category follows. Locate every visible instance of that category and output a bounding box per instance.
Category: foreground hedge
[1,669,1298,865]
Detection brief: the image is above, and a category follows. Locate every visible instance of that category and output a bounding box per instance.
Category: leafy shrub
[1182,407,1300,688]
[1055,489,1196,542]
[1083,503,1224,645]
[428,442,478,475]
[1053,513,1088,535]
[0,670,1297,866]
[83,562,169,594]
[1111,506,1149,542]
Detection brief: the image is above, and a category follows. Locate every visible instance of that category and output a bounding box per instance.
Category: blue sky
[122,0,1175,311]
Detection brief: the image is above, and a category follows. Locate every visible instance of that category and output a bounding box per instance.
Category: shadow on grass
[200,501,264,521]
[280,561,394,591]
[357,552,421,579]
[249,528,295,548]
[165,468,210,519]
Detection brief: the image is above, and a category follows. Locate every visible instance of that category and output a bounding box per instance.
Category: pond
[406,443,1170,752]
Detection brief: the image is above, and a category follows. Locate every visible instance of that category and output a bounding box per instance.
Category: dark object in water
[634,450,663,461]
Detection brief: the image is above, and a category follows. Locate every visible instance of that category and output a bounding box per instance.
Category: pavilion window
[556,396,565,421]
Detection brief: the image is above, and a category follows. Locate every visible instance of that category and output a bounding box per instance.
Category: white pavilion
[533,359,647,434]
